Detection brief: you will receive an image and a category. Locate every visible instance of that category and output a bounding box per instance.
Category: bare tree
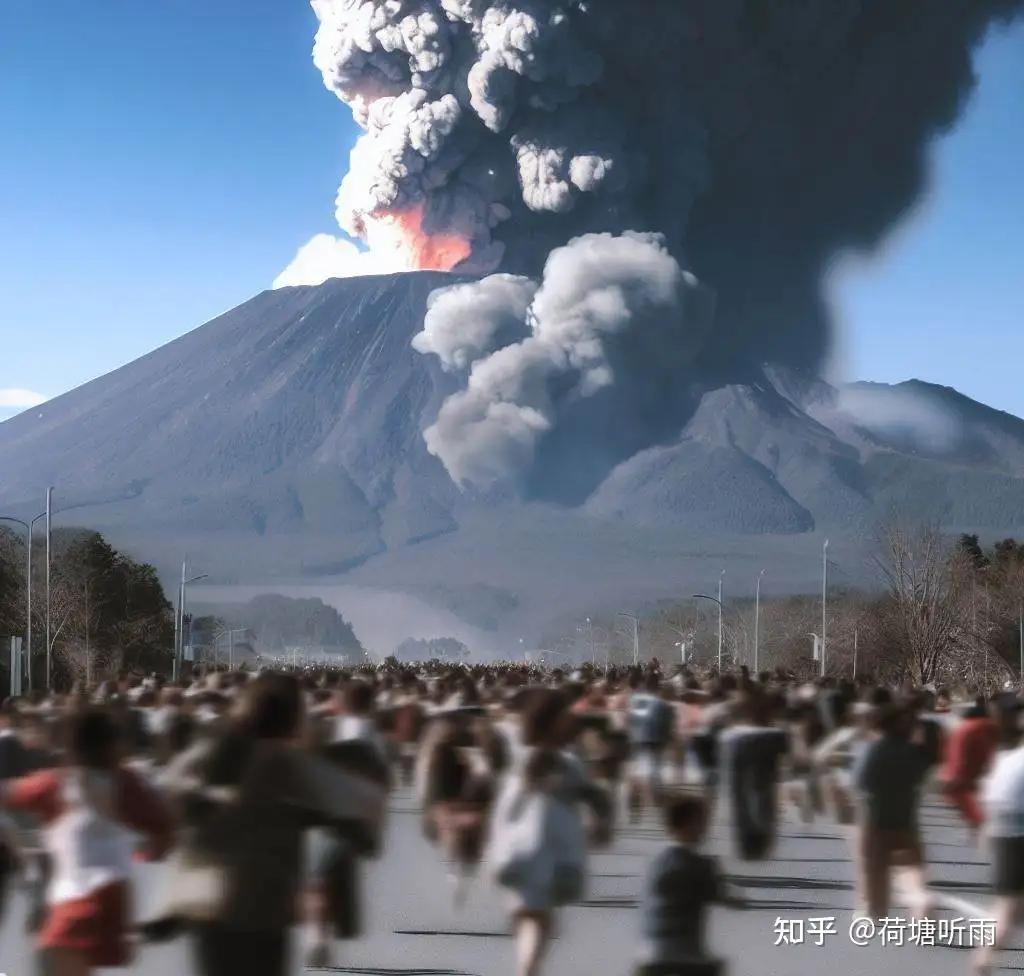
[870,520,993,686]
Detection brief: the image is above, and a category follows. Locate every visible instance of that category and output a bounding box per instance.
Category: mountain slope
[2,273,1024,634]
[0,274,474,568]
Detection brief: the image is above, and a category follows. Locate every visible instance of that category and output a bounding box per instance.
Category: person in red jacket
[2,707,173,976]
[940,697,999,843]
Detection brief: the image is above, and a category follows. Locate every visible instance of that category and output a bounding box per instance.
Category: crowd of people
[0,659,1021,976]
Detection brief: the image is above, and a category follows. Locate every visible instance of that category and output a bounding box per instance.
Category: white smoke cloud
[0,388,47,409]
[412,274,537,371]
[273,233,406,288]
[413,231,692,486]
[832,384,964,452]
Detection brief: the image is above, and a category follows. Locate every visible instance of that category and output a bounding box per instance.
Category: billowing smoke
[297,0,1022,494]
[412,232,704,487]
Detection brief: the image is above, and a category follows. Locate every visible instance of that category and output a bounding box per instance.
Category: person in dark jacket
[636,793,743,975]
[853,701,932,920]
[156,672,385,976]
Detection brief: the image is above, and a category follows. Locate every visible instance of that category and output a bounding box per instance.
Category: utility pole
[754,568,766,674]
[85,579,91,688]
[617,612,640,666]
[718,570,725,671]
[821,539,829,678]
[45,486,54,691]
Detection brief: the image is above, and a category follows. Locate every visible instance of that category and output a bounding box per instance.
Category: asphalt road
[0,787,1017,976]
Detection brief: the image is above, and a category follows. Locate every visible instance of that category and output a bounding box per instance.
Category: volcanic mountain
[3,273,1023,638]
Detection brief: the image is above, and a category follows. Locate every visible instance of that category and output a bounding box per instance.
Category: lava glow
[362,203,473,272]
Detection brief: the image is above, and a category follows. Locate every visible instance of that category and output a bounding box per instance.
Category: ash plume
[298,0,1023,495]
[413,232,703,488]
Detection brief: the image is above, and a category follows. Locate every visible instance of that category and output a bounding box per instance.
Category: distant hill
[3,273,1023,644]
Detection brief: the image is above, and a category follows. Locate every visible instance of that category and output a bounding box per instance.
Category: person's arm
[2,769,61,821]
[709,858,745,908]
[119,767,175,862]
[852,740,877,794]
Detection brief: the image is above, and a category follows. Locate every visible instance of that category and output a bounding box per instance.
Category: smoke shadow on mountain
[524,385,700,506]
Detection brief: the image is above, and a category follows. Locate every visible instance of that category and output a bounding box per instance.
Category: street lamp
[821,539,830,678]
[45,487,55,692]
[694,570,725,671]
[669,626,694,668]
[617,611,640,666]
[0,510,47,693]
[754,568,767,674]
[214,628,248,670]
[175,560,208,680]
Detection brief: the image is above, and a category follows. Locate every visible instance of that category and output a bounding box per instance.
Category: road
[0,787,1017,975]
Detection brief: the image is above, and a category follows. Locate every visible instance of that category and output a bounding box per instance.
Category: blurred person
[974,727,1024,976]
[852,701,932,920]
[152,671,385,976]
[717,689,788,860]
[487,688,612,976]
[938,695,997,844]
[635,793,744,975]
[2,706,173,976]
[812,697,869,826]
[627,673,676,821]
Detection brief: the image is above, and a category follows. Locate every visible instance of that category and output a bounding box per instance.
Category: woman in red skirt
[2,707,173,976]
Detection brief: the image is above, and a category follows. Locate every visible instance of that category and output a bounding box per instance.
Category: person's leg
[514,910,554,976]
[891,830,931,917]
[192,924,289,976]
[305,829,339,968]
[973,895,1022,975]
[48,951,89,976]
[859,825,891,919]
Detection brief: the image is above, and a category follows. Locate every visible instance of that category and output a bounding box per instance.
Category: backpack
[393,702,426,744]
[630,695,674,747]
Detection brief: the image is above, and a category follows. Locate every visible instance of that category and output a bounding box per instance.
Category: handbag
[151,844,229,923]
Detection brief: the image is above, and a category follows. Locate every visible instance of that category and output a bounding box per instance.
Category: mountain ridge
[2,272,1022,639]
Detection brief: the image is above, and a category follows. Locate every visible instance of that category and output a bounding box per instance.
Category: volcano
[3,273,1024,639]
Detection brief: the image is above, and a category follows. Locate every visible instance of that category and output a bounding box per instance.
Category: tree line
[0,529,369,685]
[558,525,1024,689]
[0,526,173,688]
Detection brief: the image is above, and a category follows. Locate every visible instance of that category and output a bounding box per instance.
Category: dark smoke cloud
[310,0,1023,494]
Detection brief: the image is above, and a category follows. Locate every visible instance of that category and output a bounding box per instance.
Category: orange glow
[361,202,473,272]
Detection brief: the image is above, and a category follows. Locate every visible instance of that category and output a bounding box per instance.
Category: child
[2,707,173,976]
[635,794,743,976]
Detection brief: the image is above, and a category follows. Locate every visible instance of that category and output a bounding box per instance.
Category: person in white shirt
[976,729,1024,975]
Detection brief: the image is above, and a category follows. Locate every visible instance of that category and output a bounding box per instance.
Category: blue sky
[1,4,1022,420]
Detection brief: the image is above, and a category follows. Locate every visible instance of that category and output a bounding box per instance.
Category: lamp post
[176,560,208,681]
[617,611,640,666]
[821,539,829,678]
[0,511,46,693]
[45,486,54,691]
[693,570,726,671]
[214,628,247,670]
[754,568,766,674]
[1018,603,1024,688]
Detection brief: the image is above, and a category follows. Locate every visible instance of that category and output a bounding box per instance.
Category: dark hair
[520,688,571,747]
[868,687,893,708]
[344,680,375,716]
[67,707,121,770]
[236,673,303,741]
[663,793,708,834]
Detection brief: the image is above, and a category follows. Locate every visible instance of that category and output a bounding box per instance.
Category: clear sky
[1,4,1022,420]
